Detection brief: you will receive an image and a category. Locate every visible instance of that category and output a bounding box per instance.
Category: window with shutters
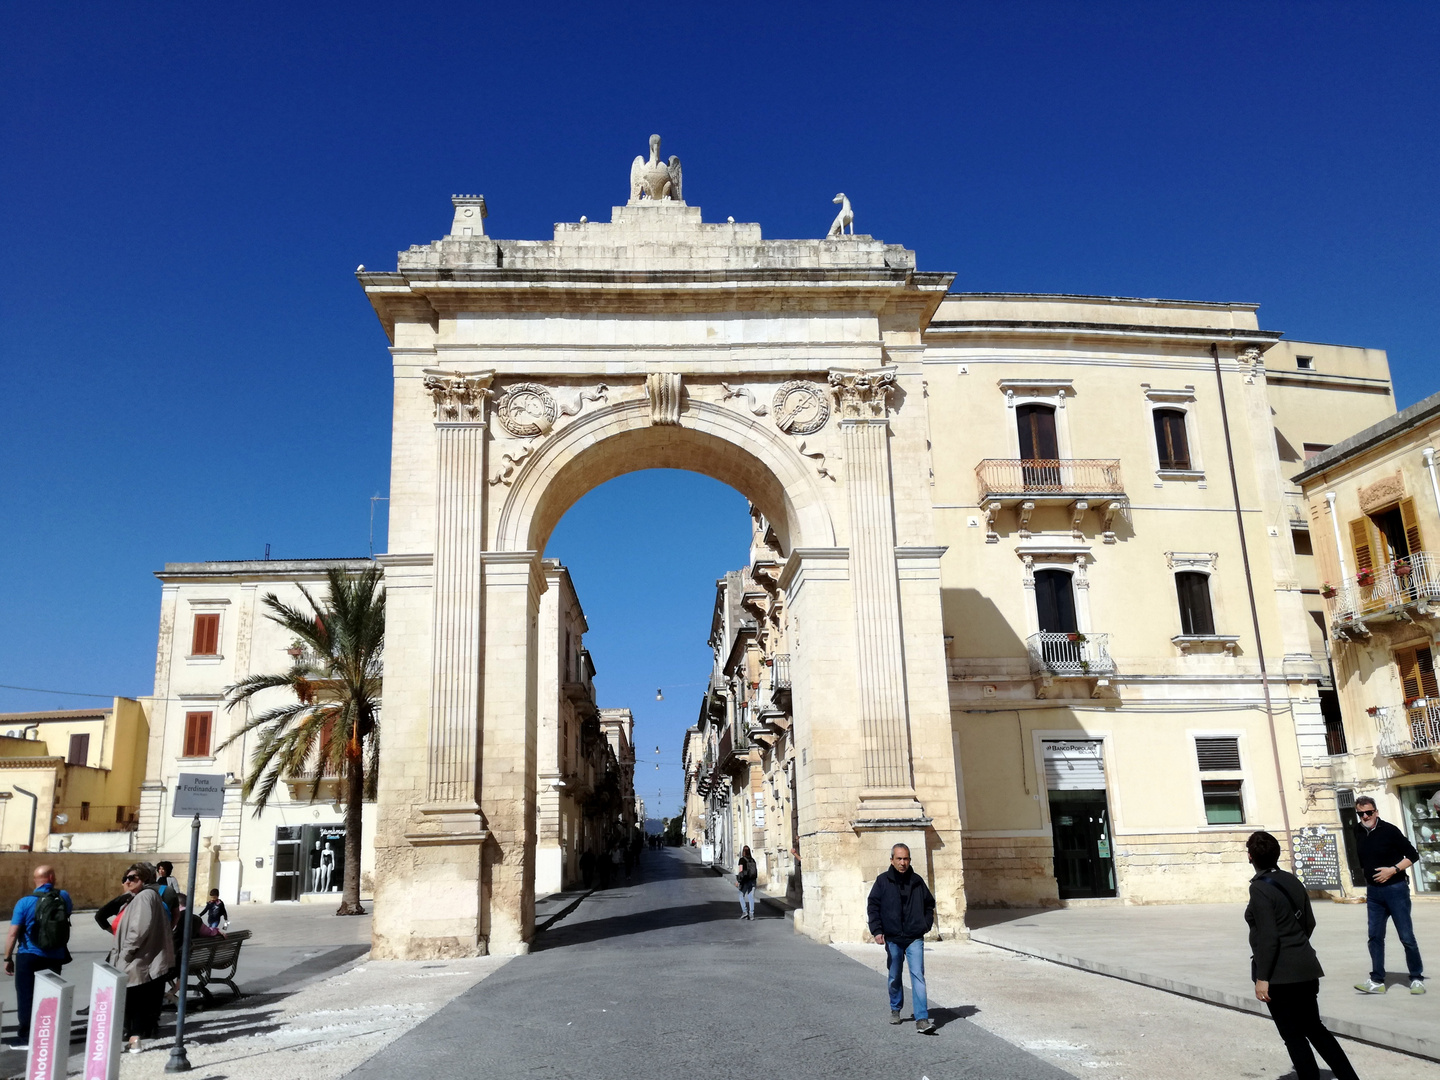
[1395,645,1439,743]
[183,711,213,758]
[1196,737,1241,771]
[1175,572,1216,636]
[67,733,89,766]
[1153,409,1191,471]
[191,613,221,656]
[1349,516,1374,574]
[1195,735,1246,825]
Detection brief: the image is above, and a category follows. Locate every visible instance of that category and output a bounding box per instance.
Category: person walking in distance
[1352,795,1425,994]
[736,845,758,920]
[1245,831,1360,1080]
[867,843,936,1034]
[3,865,72,1050]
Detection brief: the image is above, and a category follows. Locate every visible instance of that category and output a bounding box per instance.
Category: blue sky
[2,4,1437,817]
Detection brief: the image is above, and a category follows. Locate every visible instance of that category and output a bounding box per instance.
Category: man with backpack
[4,865,72,1049]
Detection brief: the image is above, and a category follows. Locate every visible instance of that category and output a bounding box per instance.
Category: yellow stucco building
[0,698,149,852]
[1297,390,1440,896]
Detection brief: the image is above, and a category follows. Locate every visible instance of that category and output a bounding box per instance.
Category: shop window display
[1400,785,1440,895]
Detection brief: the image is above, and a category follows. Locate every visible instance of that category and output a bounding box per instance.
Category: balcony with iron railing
[1026,632,1117,697]
[1373,701,1440,762]
[1326,553,1440,637]
[975,460,1128,543]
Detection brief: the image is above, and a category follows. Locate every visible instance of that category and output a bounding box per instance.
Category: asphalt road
[347,847,1071,1080]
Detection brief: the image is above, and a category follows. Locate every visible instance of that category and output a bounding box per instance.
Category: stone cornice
[924,320,1283,347]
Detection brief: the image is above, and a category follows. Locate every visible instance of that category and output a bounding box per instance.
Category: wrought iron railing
[1374,702,1440,758]
[1026,632,1116,678]
[1327,553,1440,625]
[976,459,1124,498]
[771,654,791,690]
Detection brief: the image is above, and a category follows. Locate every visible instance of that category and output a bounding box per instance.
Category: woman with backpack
[1244,830,1360,1080]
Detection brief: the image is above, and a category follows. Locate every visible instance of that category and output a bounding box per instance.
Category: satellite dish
[54,814,69,826]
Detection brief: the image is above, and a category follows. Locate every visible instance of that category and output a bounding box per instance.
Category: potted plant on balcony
[1067,632,1088,643]
[1320,582,1338,599]
[1356,568,1375,587]
[1366,706,1380,716]
[1394,560,1414,578]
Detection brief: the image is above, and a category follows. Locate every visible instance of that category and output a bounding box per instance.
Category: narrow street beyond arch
[346,847,1069,1079]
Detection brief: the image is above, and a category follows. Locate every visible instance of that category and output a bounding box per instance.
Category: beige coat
[108,888,175,986]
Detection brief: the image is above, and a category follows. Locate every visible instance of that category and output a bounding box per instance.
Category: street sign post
[84,963,127,1080]
[167,773,225,1072]
[26,970,73,1080]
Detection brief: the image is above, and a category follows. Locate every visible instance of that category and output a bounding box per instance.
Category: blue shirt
[11,884,72,959]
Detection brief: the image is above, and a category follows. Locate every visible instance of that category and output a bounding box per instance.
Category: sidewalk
[969,901,1440,1061]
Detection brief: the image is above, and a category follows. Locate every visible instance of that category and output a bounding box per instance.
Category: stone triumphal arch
[361,140,964,957]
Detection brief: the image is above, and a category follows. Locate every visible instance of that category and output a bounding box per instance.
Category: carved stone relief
[772,381,831,434]
[496,383,559,437]
[828,368,897,421]
[796,440,834,481]
[489,443,534,487]
[424,370,494,422]
[646,372,683,425]
[1358,470,1405,514]
[720,383,768,417]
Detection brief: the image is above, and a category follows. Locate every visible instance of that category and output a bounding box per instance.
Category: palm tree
[220,565,383,915]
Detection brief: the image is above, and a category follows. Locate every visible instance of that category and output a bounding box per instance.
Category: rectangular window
[80,802,90,822]
[183,711,213,758]
[1302,443,1331,462]
[1202,780,1245,824]
[1291,529,1313,556]
[191,613,221,656]
[1176,571,1216,636]
[67,733,90,766]
[1195,736,1241,771]
[1295,355,1314,370]
[115,805,128,824]
[1153,409,1191,470]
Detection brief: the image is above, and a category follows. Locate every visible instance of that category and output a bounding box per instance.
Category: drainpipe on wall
[1324,492,1350,584]
[1423,448,1440,522]
[1210,344,1294,850]
[13,785,38,854]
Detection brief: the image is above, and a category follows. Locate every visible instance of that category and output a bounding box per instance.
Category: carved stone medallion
[496,383,559,438]
[771,381,830,435]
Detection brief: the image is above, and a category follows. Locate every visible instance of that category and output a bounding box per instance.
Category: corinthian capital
[828,367,898,421]
[423,369,495,423]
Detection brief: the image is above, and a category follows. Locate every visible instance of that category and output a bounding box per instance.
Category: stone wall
[0,852,192,917]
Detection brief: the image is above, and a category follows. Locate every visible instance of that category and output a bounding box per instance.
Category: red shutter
[184,711,212,758]
[191,614,220,656]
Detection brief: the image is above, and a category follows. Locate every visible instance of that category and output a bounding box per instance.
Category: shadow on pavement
[930,1004,980,1030]
[533,899,741,950]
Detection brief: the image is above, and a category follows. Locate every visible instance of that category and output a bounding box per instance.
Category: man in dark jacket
[866,843,936,1034]
[1353,795,1425,994]
[1245,831,1358,1080]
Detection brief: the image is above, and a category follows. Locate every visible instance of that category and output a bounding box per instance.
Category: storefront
[1398,783,1440,895]
[271,823,346,901]
[1043,740,1116,899]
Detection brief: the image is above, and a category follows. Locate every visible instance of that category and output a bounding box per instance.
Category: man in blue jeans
[3,865,72,1049]
[867,843,937,1034]
[1352,796,1425,994]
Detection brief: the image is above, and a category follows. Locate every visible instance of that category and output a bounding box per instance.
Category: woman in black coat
[1244,830,1359,1080]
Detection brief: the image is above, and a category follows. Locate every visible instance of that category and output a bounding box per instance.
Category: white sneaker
[1355,979,1387,994]
[1412,979,1426,995]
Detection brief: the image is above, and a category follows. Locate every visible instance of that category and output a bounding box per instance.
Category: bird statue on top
[630,134,683,203]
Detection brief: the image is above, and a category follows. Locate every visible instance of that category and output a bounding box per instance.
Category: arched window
[1175,571,1215,636]
[1154,409,1191,471]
